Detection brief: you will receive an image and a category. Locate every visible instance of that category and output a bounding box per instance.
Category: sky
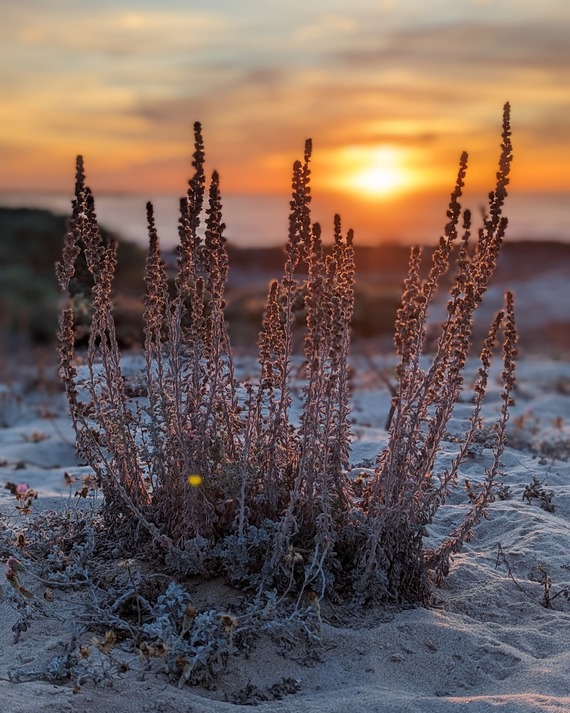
[1,0,569,246]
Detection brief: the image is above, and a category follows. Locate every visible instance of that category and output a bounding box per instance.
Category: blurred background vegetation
[2,206,570,357]
[0,207,146,348]
[0,207,405,351]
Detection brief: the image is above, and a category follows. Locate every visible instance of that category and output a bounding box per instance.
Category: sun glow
[326,145,418,199]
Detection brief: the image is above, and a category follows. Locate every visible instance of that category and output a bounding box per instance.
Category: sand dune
[1,354,569,712]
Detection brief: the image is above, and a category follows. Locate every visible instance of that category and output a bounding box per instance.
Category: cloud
[336,21,570,78]
[2,3,570,196]
[1,7,233,60]
[293,13,359,44]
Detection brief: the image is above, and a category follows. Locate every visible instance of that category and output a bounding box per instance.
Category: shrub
[57,107,516,606]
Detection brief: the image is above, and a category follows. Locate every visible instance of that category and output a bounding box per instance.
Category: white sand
[1,354,570,712]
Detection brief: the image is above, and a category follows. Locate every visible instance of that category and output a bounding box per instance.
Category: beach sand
[1,353,570,712]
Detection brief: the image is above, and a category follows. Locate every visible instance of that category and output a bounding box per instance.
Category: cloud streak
[1,1,569,210]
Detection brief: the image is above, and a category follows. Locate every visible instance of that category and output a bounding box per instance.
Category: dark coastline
[1,206,569,354]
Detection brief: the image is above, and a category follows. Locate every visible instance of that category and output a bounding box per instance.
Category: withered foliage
[57,107,516,605]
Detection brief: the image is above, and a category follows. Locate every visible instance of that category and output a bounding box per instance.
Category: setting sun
[324,145,419,199]
[348,160,408,197]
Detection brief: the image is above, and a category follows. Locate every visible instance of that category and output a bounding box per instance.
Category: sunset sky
[1,0,569,245]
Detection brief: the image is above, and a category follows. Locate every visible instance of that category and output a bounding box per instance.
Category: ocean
[0,190,568,250]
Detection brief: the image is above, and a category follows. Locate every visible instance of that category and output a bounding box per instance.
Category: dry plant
[496,545,570,610]
[56,107,516,608]
[522,476,555,512]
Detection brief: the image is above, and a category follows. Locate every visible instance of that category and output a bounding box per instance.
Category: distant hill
[1,206,569,354]
[227,240,570,284]
[226,240,570,353]
[0,207,146,343]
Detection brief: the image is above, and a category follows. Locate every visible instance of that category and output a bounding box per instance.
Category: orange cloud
[1,3,569,244]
